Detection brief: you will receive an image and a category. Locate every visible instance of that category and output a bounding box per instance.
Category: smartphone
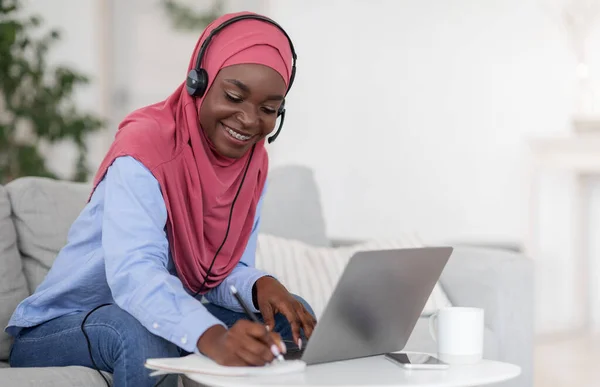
[384,352,449,370]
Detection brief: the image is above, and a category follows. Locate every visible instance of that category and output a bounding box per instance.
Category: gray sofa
[0,165,533,386]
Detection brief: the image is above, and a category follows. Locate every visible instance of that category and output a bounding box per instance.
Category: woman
[6,11,316,387]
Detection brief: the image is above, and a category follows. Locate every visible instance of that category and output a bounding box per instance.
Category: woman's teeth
[225,126,251,141]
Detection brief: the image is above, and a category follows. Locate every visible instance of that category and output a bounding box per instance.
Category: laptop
[283,246,453,365]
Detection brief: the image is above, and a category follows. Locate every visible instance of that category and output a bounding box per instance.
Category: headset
[185,13,297,144]
[83,15,296,387]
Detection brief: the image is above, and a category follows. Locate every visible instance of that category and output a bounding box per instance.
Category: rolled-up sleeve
[204,185,271,313]
[101,156,225,353]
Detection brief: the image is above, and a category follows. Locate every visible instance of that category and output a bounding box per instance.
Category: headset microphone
[268,109,285,144]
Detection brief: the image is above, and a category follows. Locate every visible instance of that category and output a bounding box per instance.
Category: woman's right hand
[197,321,286,366]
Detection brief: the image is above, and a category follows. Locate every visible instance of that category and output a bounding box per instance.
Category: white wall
[263,0,576,242]
[258,0,600,336]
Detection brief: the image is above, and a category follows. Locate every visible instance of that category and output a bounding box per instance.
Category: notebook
[145,353,306,377]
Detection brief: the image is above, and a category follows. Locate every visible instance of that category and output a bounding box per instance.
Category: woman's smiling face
[199,63,287,158]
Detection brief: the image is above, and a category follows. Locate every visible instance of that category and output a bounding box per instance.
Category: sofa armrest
[439,246,534,387]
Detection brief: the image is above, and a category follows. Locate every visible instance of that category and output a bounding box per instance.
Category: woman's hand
[254,276,316,348]
[197,322,285,366]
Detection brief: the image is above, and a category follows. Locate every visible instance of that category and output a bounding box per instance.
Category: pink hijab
[91,12,293,293]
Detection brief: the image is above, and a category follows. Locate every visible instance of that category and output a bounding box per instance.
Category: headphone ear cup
[186,68,209,97]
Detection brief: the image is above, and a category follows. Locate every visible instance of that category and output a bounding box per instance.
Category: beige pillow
[255,233,452,319]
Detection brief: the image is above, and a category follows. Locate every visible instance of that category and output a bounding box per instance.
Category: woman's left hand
[254,276,316,349]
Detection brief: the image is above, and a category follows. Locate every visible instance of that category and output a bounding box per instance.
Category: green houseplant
[0,0,104,184]
[161,0,224,32]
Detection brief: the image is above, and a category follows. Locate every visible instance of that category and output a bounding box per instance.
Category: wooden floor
[535,334,600,387]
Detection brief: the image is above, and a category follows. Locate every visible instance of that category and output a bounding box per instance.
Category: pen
[229,285,285,362]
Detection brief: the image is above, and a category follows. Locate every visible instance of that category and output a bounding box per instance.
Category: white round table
[184,355,521,387]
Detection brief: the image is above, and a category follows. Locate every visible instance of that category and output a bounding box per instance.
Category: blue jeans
[9,295,314,387]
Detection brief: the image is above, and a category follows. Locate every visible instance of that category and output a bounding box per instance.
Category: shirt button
[181,335,188,345]
[153,322,159,329]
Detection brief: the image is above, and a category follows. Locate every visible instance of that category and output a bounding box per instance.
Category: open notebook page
[145,353,306,377]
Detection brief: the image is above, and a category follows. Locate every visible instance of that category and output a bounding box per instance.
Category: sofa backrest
[0,164,329,359]
[7,165,330,290]
[0,185,29,360]
[260,165,330,247]
[5,177,93,294]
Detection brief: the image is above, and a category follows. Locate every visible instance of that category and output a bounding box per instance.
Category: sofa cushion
[0,184,30,361]
[5,177,92,293]
[261,165,330,247]
[255,233,452,319]
[0,366,113,387]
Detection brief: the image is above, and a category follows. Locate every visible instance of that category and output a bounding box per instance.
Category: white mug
[428,307,484,364]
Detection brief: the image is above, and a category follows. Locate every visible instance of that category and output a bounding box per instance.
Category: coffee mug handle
[428,312,439,343]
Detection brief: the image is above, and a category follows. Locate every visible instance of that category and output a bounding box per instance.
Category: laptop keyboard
[282,339,306,360]
[283,347,305,360]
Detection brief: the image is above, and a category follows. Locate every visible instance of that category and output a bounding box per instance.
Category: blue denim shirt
[5,156,269,353]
